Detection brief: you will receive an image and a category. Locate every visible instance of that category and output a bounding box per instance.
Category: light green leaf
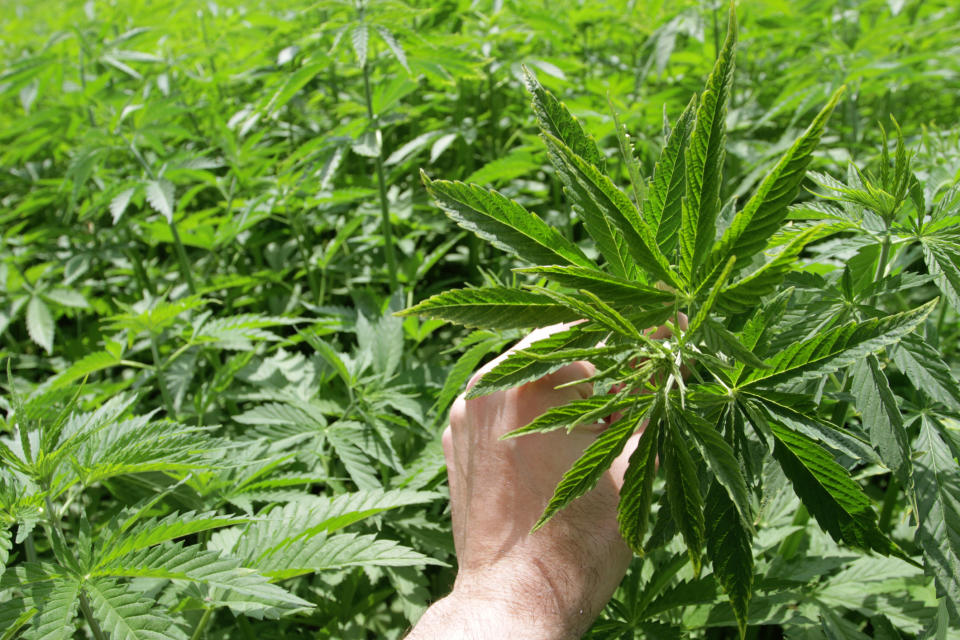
[618,416,661,554]
[264,62,325,116]
[422,173,594,268]
[665,411,705,574]
[399,287,580,330]
[534,411,646,530]
[769,421,903,558]
[743,300,936,388]
[851,355,911,486]
[922,237,960,310]
[523,66,604,168]
[257,532,442,581]
[351,23,369,68]
[42,288,88,309]
[703,87,843,279]
[25,577,80,640]
[26,296,54,355]
[915,416,960,626]
[680,7,737,282]
[145,179,175,223]
[648,95,696,255]
[374,26,408,72]
[83,577,189,640]
[110,187,137,224]
[705,480,753,639]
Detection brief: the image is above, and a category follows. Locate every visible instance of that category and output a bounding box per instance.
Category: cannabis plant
[402,9,960,637]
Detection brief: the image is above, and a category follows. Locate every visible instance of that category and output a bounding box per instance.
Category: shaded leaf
[770,421,903,558]
[914,416,960,626]
[705,480,753,638]
[851,355,911,485]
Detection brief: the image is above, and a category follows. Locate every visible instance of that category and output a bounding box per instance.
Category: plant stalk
[150,334,177,418]
[190,608,214,640]
[362,61,399,291]
[41,493,107,640]
[167,218,198,295]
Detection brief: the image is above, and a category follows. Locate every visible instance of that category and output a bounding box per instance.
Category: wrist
[407,588,581,640]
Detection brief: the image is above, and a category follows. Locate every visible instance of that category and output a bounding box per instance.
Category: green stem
[41,492,107,640]
[24,531,37,563]
[288,207,321,302]
[198,10,221,100]
[150,334,176,418]
[168,218,198,295]
[878,475,900,532]
[362,62,399,291]
[78,589,109,640]
[190,608,214,640]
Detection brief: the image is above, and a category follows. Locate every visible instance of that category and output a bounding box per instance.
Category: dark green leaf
[914,416,960,626]
[705,480,753,639]
[677,407,753,532]
[505,395,648,439]
[717,224,828,314]
[748,392,878,463]
[648,95,696,255]
[618,416,661,554]
[399,287,580,330]
[680,8,737,282]
[467,325,598,399]
[543,133,677,285]
[770,421,904,558]
[665,411,705,574]
[851,355,911,486]
[922,236,960,310]
[422,173,594,269]
[891,333,960,411]
[703,87,843,278]
[743,299,936,387]
[523,66,604,168]
[517,265,673,308]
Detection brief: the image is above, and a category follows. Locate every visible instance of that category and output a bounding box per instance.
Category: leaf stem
[150,334,177,418]
[168,218,198,295]
[878,474,900,532]
[362,61,399,291]
[41,491,107,640]
[24,531,37,563]
[78,589,109,640]
[190,608,214,640]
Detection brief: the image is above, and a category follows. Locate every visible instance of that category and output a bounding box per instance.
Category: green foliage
[2,0,959,638]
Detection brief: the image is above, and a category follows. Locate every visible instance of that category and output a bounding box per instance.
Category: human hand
[408,323,640,639]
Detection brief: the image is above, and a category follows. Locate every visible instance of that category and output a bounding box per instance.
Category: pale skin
[407,322,676,639]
